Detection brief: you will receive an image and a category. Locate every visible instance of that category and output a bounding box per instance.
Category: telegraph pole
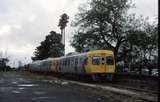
[61,29,65,55]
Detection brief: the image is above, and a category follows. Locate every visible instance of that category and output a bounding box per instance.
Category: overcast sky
[0,0,158,67]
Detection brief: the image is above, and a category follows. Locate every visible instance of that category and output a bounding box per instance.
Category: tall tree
[58,13,69,54]
[32,31,64,61]
[71,0,134,62]
[71,0,157,63]
[119,17,158,65]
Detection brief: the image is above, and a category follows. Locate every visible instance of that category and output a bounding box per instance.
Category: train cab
[85,50,115,80]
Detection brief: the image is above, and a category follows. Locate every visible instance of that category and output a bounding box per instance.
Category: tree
[119,17,158,65]
[71,0,157,64]
[71,0,134,62]
[58,13,69,54]
[0,58,9,71]
[115,17,158,74]
[32,31,64,61]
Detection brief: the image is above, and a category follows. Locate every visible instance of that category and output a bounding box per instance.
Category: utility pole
[61,29,65,55]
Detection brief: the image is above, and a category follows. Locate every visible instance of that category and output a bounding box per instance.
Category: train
[27,50,116,81]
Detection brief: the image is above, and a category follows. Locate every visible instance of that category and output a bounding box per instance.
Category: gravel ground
[0,71,157,102]
[0,71,116,102]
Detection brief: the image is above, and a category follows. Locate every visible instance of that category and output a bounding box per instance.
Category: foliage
[32,31,64,61]
[0,58,10,71]
[120,18,158,65]
[0,58,9,66]
[58,13,69,30]
[71,0,158,64]
[71,0,134,62]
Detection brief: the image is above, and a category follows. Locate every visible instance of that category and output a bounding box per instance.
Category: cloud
[0,0,157,67]
[129,0,158,22]
[0,0,83,67]
[0,25,11,36]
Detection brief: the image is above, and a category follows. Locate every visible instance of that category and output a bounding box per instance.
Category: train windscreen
[106,56,114,65]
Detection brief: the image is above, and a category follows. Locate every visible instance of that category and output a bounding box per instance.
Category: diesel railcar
[28,50,116,81]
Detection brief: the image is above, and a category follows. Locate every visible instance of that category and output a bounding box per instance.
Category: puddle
[17,78,31,83]
[12,90,21,94]
[11,81,17,84]
[18,87,25,90]
[17,84,38,87]
[0,87,13,92]
[17,78,25,81]
[49,80,53,83]
[0,79,4,83]
[33,91,46,95]
[32,96,54,100]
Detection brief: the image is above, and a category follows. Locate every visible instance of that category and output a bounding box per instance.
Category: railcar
[29,58,53,72]
[85,50,115,80]
[28,50,116,81]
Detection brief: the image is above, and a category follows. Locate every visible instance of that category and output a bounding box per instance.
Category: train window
[64,59,66,66]
[64,58,67,66]
[106,56,114,65]
[67,58,70,66]
[70,57,74,65]
[92,56,101,65]
[75,57,78,65]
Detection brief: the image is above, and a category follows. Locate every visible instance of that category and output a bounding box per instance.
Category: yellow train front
[85,50,115,81]
[28,50,116,81]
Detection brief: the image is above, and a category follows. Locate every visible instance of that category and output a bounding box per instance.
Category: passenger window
[70,58,74,65]
[64,59,67,66]
[92,57,101,65]
[106,56,114,65]
[75,58,78,65]
[67,58,70,66]
[63,59,65,66]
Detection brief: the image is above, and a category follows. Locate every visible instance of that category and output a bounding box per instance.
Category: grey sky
[0,0,158,67]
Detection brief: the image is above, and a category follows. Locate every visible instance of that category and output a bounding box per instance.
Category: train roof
[87,50,113,54]
[30,50,113,64]
[61,53,87,58]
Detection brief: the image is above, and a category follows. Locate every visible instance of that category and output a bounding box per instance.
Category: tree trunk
[114,47,118,72]
[114,48,117,64]
[148,65,152,76]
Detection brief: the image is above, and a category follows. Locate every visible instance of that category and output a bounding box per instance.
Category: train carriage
[40,58,52,72]
[59,53,87,74]
[28,50,116,81]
